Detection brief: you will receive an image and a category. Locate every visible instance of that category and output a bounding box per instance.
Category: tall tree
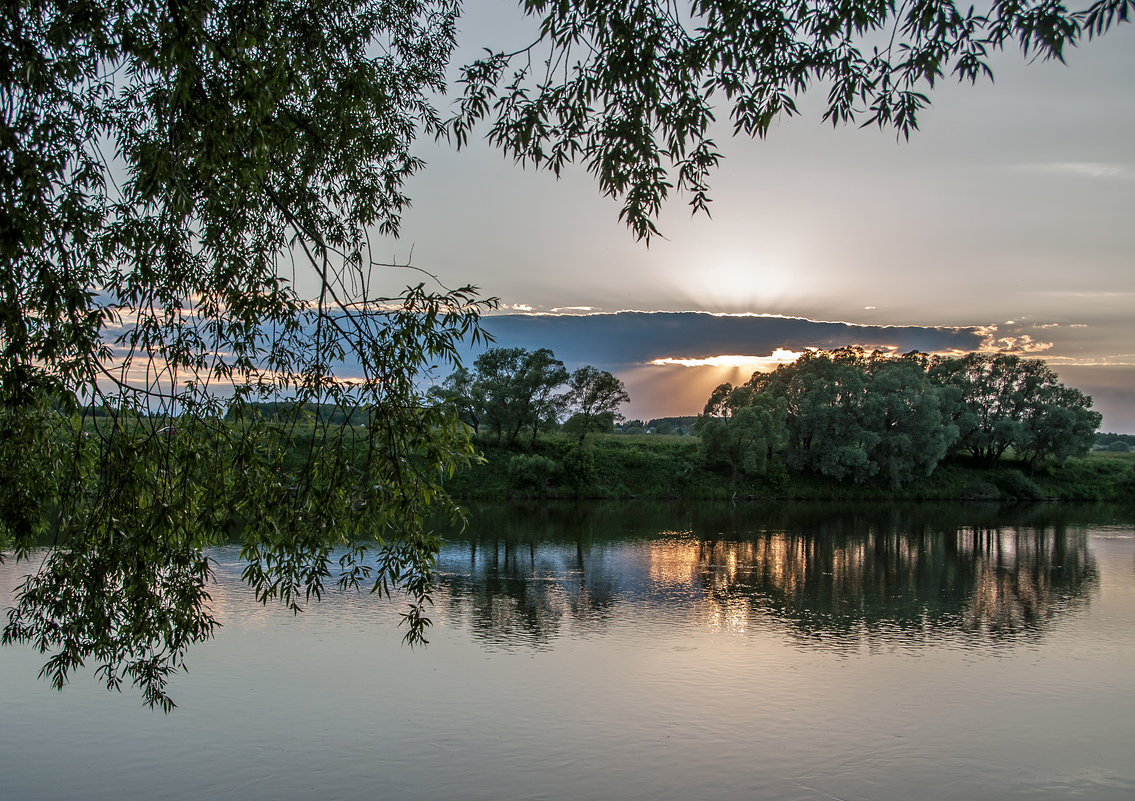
[462,347,568,447]
[563,366,630,445]
[863,354,958,488]
[696,382,787,486]
[931,354,1101,467]
[1016,385,1102,467]
[762,349,881,482]
[428,366,480,435]
[519,349,571,447]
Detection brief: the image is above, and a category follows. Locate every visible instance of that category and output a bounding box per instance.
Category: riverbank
[442,434,1135,502]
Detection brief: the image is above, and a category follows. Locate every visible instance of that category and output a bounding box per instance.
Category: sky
[354,3,1135,431]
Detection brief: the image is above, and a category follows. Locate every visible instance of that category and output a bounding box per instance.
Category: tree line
[696,348,1102,488]
[1095,433,1135,452]
[431,346,1103,490]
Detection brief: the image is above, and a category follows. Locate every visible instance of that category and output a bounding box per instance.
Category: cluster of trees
[430,348,630,447]
[696,349,1102,488]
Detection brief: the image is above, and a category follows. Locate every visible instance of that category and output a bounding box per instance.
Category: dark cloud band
[474,311,987,370]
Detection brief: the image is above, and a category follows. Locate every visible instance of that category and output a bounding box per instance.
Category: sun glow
[670,245,806,312]
[620,349,805,417]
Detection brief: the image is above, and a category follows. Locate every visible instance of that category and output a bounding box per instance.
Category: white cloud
[983,334,1054,354]
[649,349,804,370]
[1017,161,1134,179]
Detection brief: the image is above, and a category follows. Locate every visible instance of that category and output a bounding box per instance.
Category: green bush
[562,447,597,494]
[506,453,561,494]
[993,469,1045,501]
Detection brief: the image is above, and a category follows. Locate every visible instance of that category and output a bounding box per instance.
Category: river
[2,502,1134,800]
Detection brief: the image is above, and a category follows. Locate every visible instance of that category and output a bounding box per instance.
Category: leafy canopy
[696,383,787,486]
[432,346,569,447]
[451,0,1134,240]
[563,365,630,445]
[695,349,1101,487]
[1,0,493,710]
[930,352,1102,468]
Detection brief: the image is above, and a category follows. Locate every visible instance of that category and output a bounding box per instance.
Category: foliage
[224,401,370,426]
[990,468,1046,501]
[648,416,699,435]
[616,419,649,434]
[506,452,561,494]
[438,428,1134,503]
[693,349,1099,488]
[563,410,617,441]
[434,351,632,448]
[696,382,787,486]
[562,366,630,445]
[862,355,957,488]
[1038,450,1135,500]
[560,445,598,493]
[930,353,1102,468]
[760,349,883,482]
[1095,432,1135,449]
[0,0,494,709]
[1,290,488,710]
[426,366,480,434]
[447,347,570,447]
[450,0,1134,240]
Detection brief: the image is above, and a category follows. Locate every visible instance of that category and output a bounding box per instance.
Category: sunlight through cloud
[649,349,803,371]
[676,247,804,312]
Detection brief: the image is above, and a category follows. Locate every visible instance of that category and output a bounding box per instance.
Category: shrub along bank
[442,434,1135,502]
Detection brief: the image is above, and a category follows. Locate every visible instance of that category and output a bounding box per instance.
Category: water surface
[3,502,1134,800]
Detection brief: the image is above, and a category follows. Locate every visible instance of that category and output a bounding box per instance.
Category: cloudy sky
[357,3,1135,430]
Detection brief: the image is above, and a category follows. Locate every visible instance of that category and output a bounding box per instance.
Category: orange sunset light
[621,349,805,418]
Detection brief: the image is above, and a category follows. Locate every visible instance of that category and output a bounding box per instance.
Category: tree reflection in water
[433,502,1111,651]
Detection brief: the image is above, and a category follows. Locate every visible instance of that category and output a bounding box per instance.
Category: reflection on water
[3,501,1134,801]
[435,502,1105,652]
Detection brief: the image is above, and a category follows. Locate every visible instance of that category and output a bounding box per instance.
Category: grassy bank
[443,433,1135,502]
[66,416,1133,502]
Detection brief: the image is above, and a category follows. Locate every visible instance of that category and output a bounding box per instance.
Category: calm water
[3,502,1135,801]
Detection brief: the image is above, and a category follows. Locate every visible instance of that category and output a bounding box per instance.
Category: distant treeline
[617,417,698,435]
[69,400,367,427]
[224,401,369,426]
[1096,432,1135,452]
